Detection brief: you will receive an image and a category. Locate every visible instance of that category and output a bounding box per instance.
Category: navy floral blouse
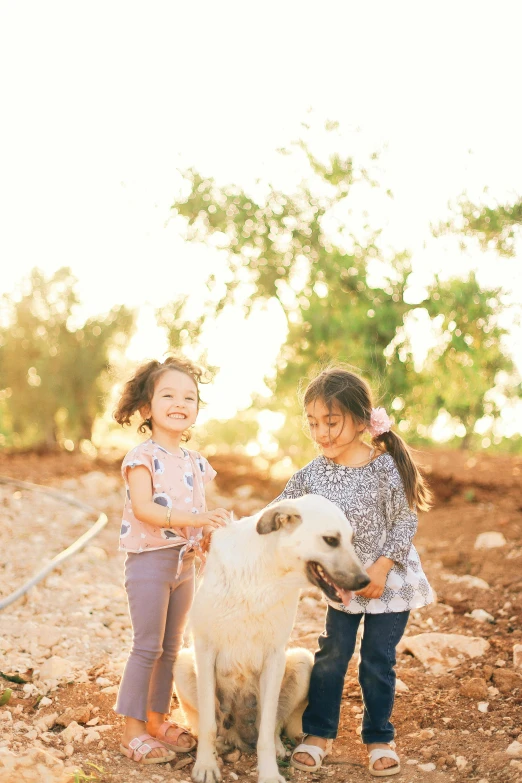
[274,452,433,614]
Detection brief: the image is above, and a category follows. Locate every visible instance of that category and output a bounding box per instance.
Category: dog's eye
[323,536,340,548]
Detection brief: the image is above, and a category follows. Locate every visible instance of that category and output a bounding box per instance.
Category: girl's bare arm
[128,466,229,529]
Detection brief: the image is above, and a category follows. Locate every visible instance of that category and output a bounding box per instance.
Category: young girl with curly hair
[113,356,229,765]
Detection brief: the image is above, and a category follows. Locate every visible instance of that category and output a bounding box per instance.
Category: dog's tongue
[338,588,353,606]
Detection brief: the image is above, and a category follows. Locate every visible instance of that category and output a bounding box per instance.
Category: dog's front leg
[257,649,286,783]
[192,638,221,783]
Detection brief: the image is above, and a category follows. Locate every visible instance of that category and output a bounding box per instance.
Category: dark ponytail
[373,430,432,512]
[304,365,432,513]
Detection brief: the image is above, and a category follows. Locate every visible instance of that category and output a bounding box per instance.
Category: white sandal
[290,737,331,772]
[368,745,401,777]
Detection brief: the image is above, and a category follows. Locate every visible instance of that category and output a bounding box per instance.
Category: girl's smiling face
[306,397,365,461]
[142,369,199,439]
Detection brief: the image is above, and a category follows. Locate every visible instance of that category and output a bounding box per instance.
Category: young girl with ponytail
[275,367,433,778]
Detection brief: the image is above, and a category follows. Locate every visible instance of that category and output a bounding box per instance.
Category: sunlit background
[1,1,521,461]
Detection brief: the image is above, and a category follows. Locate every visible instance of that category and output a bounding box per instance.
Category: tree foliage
[402,274,520,447]
[156,296,206,353]
[436,195,522,257]
[171,129,521,452]
[0,267,134,450]
[172,135,419,455]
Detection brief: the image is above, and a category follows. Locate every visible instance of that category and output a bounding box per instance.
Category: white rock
[468,609,495,623]
[395,678,409,693]
[38,656,74,682]
[397,633,490,673]
[84,730,101,745]
[95,677,112,687]
[418,762,436,771]
[474,532,507,549]
[38,627,62,650]
[101,685,118,694]
[35,712,58,732]
[514,644,522,669]
[406,759,419,765]
[506,741,522,758]
[478,702,489,713]
[39,697,52,707]
[440,573,490,590]
[0,637,13,653]
[456,755,467,770]
[60,721,85,744]
[84,545,108,560]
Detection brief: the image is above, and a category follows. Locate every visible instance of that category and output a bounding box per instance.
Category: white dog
[174,494,369,783]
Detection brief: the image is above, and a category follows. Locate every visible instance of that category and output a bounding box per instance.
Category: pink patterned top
[119,438,216,554]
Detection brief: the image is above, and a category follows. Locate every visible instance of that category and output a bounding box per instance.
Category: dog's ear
[256,503,302,535]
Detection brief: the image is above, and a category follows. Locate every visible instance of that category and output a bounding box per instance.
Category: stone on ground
[397,632,489,673]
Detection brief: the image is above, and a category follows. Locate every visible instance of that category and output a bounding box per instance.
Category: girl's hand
[355,557,394,600]
[192,508,230,529]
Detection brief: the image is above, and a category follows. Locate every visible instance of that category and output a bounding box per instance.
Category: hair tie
[368,407,392,437]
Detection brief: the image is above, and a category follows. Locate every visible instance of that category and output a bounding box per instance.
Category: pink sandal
[120,733,176,764]
[156,721,197,752]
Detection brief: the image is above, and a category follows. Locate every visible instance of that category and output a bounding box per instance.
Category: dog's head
[256,495,369,602]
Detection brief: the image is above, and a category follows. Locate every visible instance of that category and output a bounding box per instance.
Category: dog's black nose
[355,574,371,589]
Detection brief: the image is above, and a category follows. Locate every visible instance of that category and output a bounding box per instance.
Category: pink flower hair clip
[368,407,392,438]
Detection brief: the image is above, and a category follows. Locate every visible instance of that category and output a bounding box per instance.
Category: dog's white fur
[174,494,368,783]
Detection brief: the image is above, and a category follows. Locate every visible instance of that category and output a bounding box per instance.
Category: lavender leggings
[115,547,195,721]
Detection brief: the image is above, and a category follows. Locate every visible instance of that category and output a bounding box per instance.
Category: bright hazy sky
[1,2,521,429]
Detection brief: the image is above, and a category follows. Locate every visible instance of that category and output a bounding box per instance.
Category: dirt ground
[0,447,521,783]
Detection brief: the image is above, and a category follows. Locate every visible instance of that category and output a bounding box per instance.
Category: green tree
[401,274,520,448]
[170,128,521,454]
[0,267,135,450]
[156,296,206,353]
[436,195,522,257]
[171,132,416,455]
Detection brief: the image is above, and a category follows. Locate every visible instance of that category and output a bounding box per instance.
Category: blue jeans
[303,607,410,743]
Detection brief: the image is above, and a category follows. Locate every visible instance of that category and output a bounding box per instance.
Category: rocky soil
[0,448,521,783]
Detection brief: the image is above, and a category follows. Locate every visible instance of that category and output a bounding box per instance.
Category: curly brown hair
[114,355,205,441]
[303,365,432,512]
